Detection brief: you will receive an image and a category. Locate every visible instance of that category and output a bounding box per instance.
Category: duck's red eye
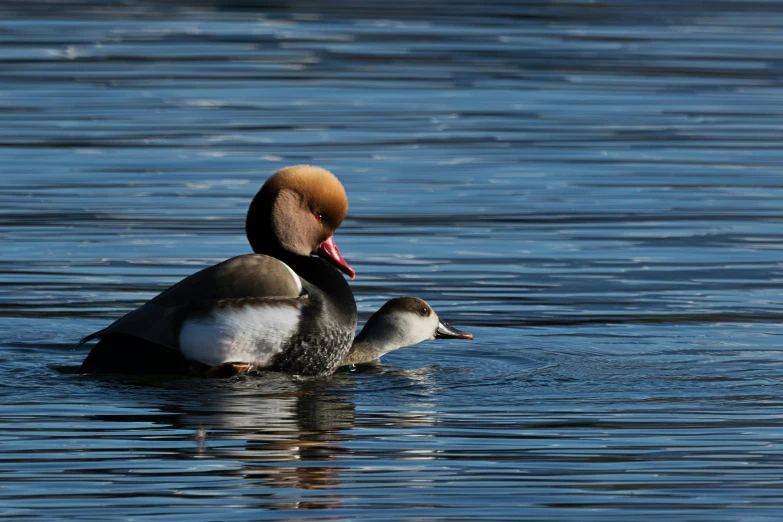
[315,213,323,223]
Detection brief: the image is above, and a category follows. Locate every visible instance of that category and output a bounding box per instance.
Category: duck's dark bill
[436,321,473,340]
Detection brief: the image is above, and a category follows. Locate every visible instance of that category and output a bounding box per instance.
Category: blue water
[3,1,783,520]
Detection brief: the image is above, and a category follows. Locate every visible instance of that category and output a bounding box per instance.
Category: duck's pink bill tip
[318,236,355,280]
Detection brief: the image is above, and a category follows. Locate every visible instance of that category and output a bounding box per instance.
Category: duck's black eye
[420,307,429,316]
[315,213,323,223]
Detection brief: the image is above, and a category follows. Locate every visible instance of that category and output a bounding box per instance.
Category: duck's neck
[342,318,405,366]
[248,234,355,317]
[342,339,386,366]
[286,254,356,318]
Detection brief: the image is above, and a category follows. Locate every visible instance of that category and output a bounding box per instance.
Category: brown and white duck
[340,296,472,367]
[79,165,358,376]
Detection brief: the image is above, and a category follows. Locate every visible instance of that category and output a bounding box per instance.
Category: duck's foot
[205,362,255,378]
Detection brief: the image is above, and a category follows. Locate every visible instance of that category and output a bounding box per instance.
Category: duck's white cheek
[179,305,301,367]
[410,316,437,344]
[429,316,439,340]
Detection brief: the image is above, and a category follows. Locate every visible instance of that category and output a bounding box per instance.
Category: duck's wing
[80,254,304,350]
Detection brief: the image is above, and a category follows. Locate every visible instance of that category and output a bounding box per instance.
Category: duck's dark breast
[271,319,355,375]
[271,257,357,375]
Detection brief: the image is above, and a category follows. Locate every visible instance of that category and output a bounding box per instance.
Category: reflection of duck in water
[139,374,357,505]
[207,296,471,376]
[163,362,451,502]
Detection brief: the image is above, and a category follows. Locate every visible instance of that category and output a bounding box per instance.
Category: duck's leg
[205,362,255,378]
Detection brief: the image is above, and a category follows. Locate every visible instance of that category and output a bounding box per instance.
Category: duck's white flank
[281,261,302,294]
[179,303,301,367]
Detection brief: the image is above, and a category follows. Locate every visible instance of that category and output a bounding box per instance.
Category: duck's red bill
[318,236,355,280]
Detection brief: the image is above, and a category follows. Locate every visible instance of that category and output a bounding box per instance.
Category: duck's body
[80,165,357,376]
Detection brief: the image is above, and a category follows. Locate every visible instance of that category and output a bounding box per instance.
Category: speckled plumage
[272,327,355,375]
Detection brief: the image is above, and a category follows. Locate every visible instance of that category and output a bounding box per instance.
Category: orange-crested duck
[80,165,358,376]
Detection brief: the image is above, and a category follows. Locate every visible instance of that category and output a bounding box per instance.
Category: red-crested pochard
[79,165,358,376]
[340,296,472,366]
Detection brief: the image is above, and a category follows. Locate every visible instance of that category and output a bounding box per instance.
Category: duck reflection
[169,374,355,501]
[80,361,446,510]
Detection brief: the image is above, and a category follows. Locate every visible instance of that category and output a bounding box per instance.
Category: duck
[79,165,358,376]
[204,296,472,376]
[340,296,472,366]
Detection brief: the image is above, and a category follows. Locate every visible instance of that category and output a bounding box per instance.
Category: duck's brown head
[246,165,354,278]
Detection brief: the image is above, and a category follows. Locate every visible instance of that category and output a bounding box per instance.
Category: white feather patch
[179,302,301,367]
[281,261,303,294]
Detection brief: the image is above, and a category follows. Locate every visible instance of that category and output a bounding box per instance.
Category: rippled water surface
[3,1,783,520]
